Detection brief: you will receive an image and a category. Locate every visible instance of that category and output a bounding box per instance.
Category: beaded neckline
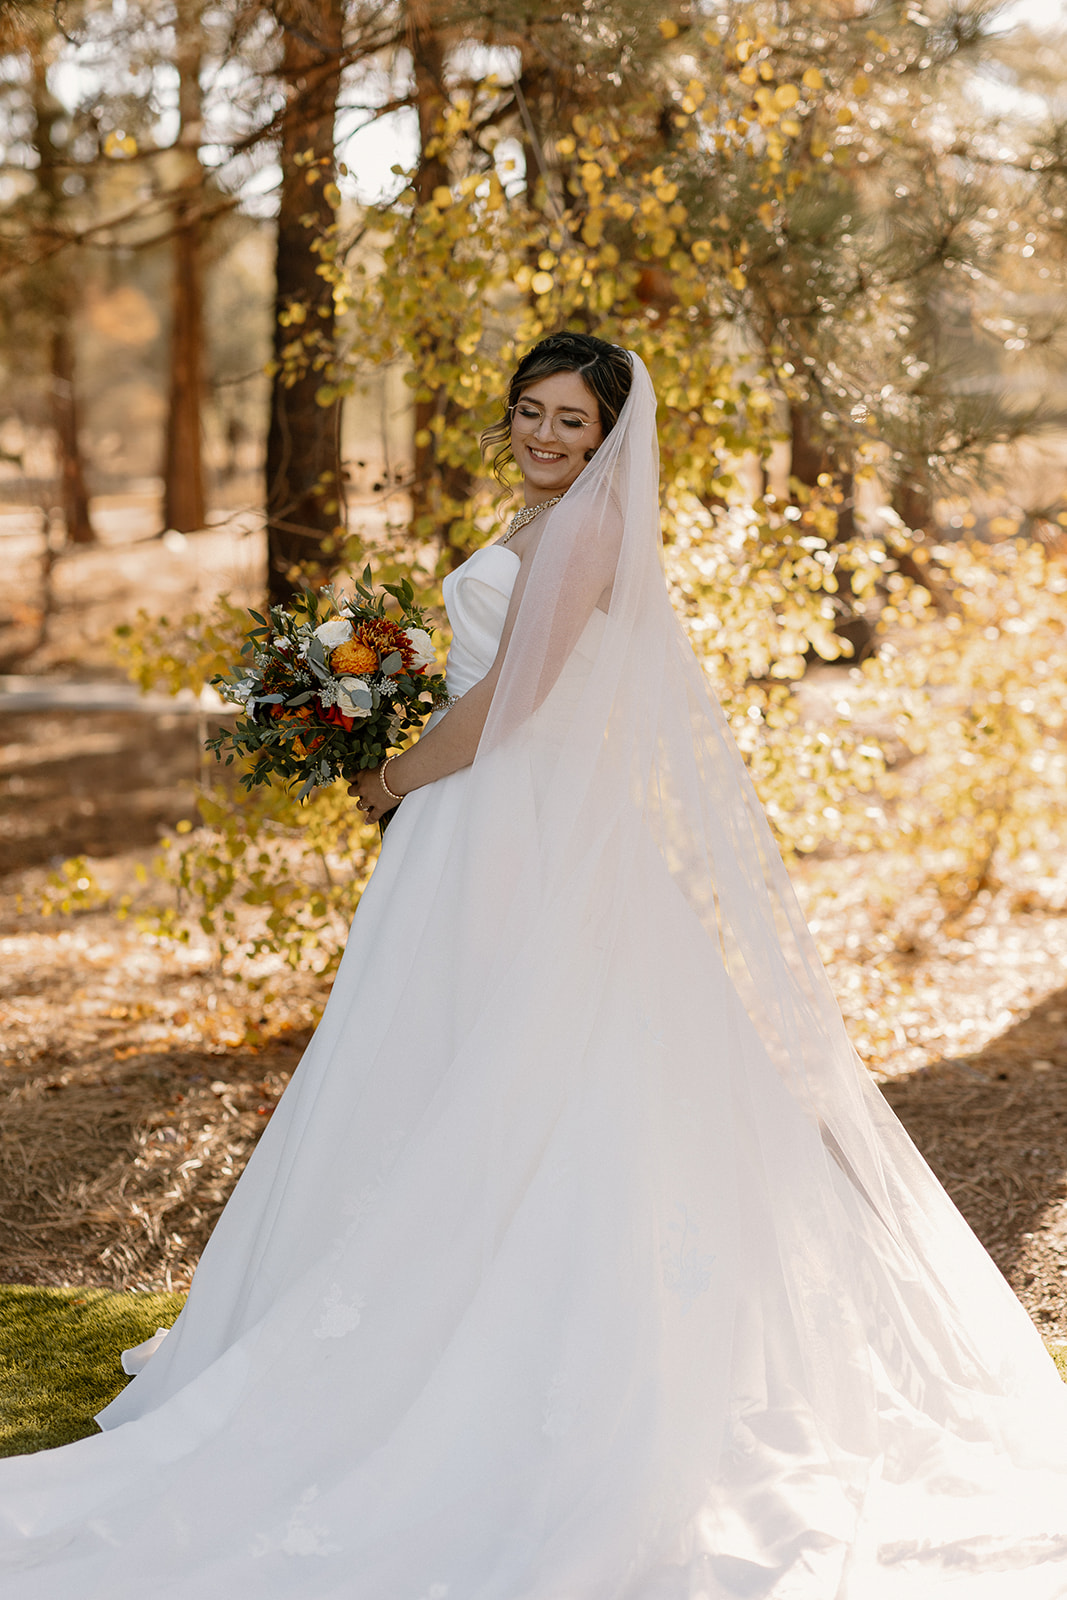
[499,494,563,546]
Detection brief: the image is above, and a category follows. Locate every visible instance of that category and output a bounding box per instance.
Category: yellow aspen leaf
[852,74,869,94]
[754,86,774,108]
[572,114,590,137]
[691,239,713,263]
[656,182,679,202]
[599,242,620,265]
[323,182,341,209]
[556,136,576,156]
[836,106,854,125]
[759,61,775,81]
[685,78,706,106]
[781,117,802,137]
[658,18,679,38]
[802,67,824,91]
[581,214,603,247]
[739,65,758,86]
[680,97,698,115]
[530,271,554,294]
[736,38,754,61]
[757,201,777,227]
[773,83,799,109]
[432,185,452,207]
[537,250,557,269]
[728,266,746,290]
[668,203,687,225]
[104,130,138,158]
[811,135,829,157]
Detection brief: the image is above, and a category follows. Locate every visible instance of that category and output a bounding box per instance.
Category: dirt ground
[2,502,1067,1334]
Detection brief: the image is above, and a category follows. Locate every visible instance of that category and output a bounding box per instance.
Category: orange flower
[356,618,415,675]
[271,703,314,723]
[293,733,325,758]
[331,638,378,675]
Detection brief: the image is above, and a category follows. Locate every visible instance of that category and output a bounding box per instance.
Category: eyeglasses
[510,402,595,438]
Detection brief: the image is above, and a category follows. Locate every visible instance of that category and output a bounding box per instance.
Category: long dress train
[4,375,1067,1596]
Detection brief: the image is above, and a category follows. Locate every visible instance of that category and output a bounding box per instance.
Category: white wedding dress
[6,365,1067,1597]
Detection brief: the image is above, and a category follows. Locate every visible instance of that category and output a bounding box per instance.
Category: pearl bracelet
[379,755,404,803]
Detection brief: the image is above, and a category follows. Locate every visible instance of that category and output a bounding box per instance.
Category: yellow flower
[331,638,378,675]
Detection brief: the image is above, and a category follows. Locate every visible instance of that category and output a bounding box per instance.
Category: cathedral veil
[473,351,1067,1491]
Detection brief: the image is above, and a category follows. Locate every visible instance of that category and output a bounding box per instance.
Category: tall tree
[265,0,345,605]
[29,28,94,545]
[162,0,208,534]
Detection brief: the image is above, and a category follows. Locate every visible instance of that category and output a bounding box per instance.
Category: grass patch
[0,1285,184,1457]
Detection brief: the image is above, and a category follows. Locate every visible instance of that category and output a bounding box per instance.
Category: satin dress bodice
[440,544,520,698]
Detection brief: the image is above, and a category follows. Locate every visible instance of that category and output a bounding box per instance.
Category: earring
[583,447,597,461]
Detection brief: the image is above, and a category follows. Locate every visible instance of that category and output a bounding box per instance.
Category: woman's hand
[347,767,400,825]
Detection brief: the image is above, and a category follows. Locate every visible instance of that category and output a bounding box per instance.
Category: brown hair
[481,332,633,487]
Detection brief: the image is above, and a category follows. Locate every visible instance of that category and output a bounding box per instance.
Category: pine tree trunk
[31,44,94,546]
[893,473,934,535]
[50,321,93,545]
[788,401,855,539]
[163,0,207,534]
[408,0,473,569]
[265,0,344,606]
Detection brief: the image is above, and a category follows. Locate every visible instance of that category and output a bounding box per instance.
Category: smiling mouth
[527,446,566,462]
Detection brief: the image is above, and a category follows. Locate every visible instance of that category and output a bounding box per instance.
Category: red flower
[321,703,355,732]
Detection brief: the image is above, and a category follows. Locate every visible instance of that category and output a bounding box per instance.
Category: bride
[4,333,1067,1598]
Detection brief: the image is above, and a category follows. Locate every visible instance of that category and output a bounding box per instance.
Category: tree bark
[49,322,93,545]
[163,0,207,534]
[265,0,344,606]
[408,0,474,568]
[893,472,934,535]
[788,400,855,539]
[31,44,94,545]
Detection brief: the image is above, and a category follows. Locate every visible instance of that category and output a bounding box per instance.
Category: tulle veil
[472,349,1067,1498]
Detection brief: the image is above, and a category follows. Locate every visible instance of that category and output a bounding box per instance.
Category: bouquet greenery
[208,569,450,800]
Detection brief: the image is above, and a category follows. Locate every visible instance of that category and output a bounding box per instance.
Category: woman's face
[509,370,604,502]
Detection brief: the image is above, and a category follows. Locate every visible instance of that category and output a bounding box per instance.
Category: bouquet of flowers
[208,568,451,800]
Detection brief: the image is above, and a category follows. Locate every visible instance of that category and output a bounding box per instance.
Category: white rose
[313,619,354,650]
[404,626,436,670]
[335,676,374,720]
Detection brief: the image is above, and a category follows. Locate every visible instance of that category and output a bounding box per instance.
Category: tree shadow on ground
[882,981,1067,1335]
[0,709,202,874]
